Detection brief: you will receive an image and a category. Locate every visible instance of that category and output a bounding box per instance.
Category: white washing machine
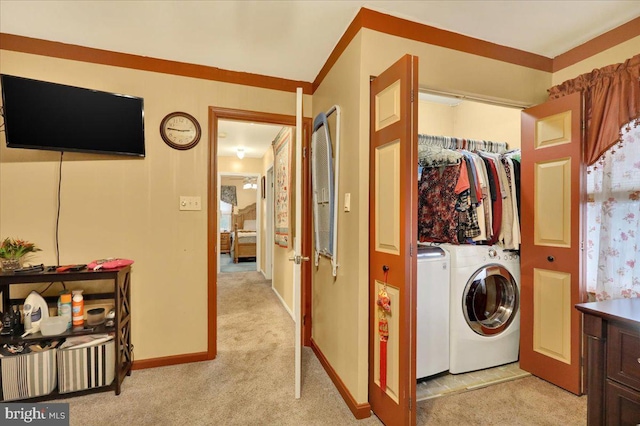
[416,246,450,380]
[442,244,520,374]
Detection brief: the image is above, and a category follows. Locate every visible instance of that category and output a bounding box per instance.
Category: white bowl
[40,316,69,336]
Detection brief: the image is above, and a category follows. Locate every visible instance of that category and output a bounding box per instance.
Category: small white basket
[1,348,57,401]
[57,340,115,394]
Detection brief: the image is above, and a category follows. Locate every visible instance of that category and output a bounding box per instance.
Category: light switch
[344,193,351,212]
[180,196,202,211]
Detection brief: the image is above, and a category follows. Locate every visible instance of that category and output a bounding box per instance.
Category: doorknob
[547,256,555,262]
[288,255,310,265]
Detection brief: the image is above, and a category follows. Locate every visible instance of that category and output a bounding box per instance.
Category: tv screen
[1,74,145,157]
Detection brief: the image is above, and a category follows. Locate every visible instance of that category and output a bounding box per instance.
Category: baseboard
[272,287,294,320]
[132,351,211,370]
[310,338,371,419]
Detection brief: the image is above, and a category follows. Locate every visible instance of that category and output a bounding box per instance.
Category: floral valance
[548,53,640,166]
[220,185,237,206]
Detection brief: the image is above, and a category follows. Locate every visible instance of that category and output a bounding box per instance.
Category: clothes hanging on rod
[417,134,521,249]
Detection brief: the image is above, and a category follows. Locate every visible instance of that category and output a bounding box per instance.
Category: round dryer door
[463,264,519,336]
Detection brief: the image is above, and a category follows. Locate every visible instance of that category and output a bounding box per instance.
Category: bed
[231,203,257,263]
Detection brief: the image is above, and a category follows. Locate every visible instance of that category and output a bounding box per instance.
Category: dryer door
[463,264,519,336]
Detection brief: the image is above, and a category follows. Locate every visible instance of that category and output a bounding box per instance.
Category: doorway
[218,171,261,274]
[206,107,312,358]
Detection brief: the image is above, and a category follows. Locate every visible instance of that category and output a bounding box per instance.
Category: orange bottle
[72,290,84,328]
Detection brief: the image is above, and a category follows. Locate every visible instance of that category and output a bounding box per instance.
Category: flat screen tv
[1,74,145,157]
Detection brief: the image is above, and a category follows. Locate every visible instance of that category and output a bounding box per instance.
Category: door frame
[207,107,312,358]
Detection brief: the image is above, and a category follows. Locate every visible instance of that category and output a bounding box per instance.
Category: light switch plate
[180,196,201,211]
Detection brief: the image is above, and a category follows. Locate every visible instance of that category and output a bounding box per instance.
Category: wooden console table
[0,266,132,400]
[576,298,640,425]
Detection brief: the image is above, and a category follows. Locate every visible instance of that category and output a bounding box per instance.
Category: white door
[292,87,306,398]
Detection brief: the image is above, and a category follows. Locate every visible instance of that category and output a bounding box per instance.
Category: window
[220,200,233,232]
[586,123,640,300]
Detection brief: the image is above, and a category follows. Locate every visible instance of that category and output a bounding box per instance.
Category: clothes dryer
[416,246,450,379]
[442,244,520,374]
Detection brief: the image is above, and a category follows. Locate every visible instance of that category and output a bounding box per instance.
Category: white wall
[419,99,522,149]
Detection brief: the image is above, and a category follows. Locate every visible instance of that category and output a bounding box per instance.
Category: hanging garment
[471,153,490,242]
[418,164,462,244]
[454,161,481,241]
[504,156,521,249]
[481,155,503,245]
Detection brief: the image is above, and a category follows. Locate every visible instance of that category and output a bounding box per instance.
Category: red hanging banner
[377,268,391,390]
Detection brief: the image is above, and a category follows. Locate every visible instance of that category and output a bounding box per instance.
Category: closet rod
[419,88,531,109]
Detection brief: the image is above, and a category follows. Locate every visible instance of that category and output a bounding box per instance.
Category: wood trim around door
[207,107,312,359]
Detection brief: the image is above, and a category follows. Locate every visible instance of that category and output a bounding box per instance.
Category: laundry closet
[415,93,524,384]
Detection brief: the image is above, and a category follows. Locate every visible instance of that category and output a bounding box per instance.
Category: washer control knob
[488,249,497,258]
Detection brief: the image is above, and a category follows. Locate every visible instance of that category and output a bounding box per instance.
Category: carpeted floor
[51,271,586,425]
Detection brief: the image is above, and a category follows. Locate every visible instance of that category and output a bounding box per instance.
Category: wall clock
[160,111,201,150]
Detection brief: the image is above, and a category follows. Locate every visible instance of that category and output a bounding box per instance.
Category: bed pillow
[243,219,257,231]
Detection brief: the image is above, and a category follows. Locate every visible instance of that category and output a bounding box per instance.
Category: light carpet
[57,271,380,425]
[52,271,586,425]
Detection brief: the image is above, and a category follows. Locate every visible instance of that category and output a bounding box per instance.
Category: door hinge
[581,120,586,130]
[409,397,412,411]
[303,147,307,158]
[580,241,584,251]
[410,244,413,257]
[410,89,414,103]
[303,314,306,325]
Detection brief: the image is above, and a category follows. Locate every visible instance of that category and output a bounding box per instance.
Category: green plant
[0,237,41,260]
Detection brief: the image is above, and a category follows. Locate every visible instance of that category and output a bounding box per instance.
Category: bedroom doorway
[218,172,261,273]
[207,107,313,360]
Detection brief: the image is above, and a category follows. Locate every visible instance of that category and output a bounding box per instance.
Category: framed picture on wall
[273,128,292,248]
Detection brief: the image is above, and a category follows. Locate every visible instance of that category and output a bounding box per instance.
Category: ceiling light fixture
[236,148,245,159]
[242,177,258,190]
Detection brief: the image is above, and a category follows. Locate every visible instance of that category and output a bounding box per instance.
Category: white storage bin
[0,348,57,401]
[57,340,115,394]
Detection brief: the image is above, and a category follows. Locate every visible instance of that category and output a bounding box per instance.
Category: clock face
[160,112,201,150]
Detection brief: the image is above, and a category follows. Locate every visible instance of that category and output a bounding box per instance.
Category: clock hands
[167,127,192,132]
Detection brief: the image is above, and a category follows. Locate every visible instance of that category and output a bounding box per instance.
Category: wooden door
[520,91,585,395]
[369,54,418,425]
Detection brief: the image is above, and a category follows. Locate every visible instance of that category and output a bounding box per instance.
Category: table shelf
[0,266,132,400]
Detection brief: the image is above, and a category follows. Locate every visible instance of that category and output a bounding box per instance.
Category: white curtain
[587,123,640,300]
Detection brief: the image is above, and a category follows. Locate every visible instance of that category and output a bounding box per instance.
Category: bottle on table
[72,290,84,329]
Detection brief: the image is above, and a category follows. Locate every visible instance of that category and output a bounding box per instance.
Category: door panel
[533,268,572,363]
[369,54,418,426]
[534,158,572,247]
[375,140,401,255]
[520,91,585,395]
